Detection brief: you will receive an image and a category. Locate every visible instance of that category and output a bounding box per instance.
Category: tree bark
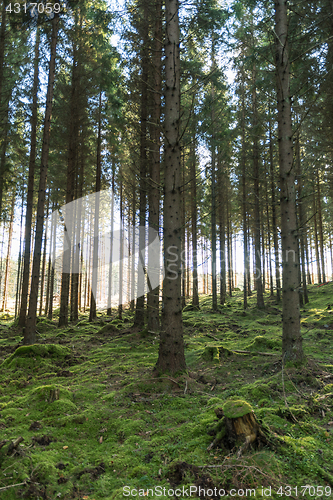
[39,198,49,316]
[155,0,186,374]
[241,75,248,309]
[191,138,199,308]
[1,192,15,312]
[24,14,59,345]
[295,131,308,304]
[134,0,149,328]
[107,168,115,315]
[18,28,40,328]
[89,91,102,322]
[269,117,281,301]
[211,65,217,311]
[317,168,326,282]
[147,0,162,331]
[59,33,79,327]
[252,65,264,308]
[218,150,226,305]
[274,0,304,362]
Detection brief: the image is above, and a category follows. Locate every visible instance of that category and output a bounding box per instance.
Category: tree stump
[223,400,259,456]
[207,399,265,457]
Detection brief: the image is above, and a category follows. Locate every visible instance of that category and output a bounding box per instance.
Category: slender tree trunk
[58,35,79,327]
[45,202,55,316]
[241,80,248,309]
[118,175,123,320]
[0,0,7,217]
[313,189,321,284]
[24,14,59,345]
[1,193,15,312]
[218,153,226,305]
[265,168,274,296]
[269,117,281,301]
[295,132,309,304]
[317,169,326,282]
[48,205,57,319]
[15,187,25,318]
[134,1,149,327]
[130,184,136,312]
[227,204,232,297]
[252,65,264,308]
[155,0,186,374]
[191,138,199,308]
[274,0,304,362]
[305,234,312,285]
[89,91,102,322]
[39,198,49,316]
[18,28,40,327]
[147,0,162,330]
[107,169,115,315]
[181,151,186,308]
[211,134,217,310]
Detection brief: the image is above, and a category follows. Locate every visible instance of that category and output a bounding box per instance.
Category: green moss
[43,398,78,416]
[1,344,70,367]
[223,398,253,419]
[31,384,72,402]
[247,335,281,351]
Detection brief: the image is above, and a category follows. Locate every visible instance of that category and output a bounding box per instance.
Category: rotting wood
[207,400,267,457]
[6,436,24,455]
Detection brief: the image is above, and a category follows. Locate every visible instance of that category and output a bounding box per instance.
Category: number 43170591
[5,3,61,14]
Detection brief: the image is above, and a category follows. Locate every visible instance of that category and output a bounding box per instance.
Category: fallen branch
[7,436,24,455]
[0,481,26,492]
[232,349,279,357]
[205,333,220,341]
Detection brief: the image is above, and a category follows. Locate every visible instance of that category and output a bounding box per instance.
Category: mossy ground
[0,284,333,499]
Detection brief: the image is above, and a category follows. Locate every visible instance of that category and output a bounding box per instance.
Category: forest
[0,0,333,498]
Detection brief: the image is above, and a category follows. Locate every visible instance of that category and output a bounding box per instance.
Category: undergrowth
[0,284,333,499]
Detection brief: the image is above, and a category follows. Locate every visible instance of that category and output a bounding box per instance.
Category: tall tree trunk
[1,192,15,312]
[295,131,309,304]
[59,33,79,327]
[24,14,59,344]
[269,117,281,301]
[107,168,115,316]
[18,28,40,328]
[45,202,55,316]
[313,189,321,283]
[15,187,25,318]
[39,198,49,316]
[147,0,162,331]
[48,204,57,319]
[155,0,186,374]
[191,138,199,308]
[218,152,226,305]
[89,91,102,322]
[274,0,304,362]
[252,65,264,308]
[241,77,248,309]
[211,93,217,311]
[134,1,149,327]
[118,175,123,320]
[227,204,233,297]
[0,0,7,216]
[130,183,136,312]
[181,151,186,308]
[265,167,274,296]
[317,169,326,282]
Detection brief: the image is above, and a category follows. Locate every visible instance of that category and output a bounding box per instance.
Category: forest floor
[1,284,333,500]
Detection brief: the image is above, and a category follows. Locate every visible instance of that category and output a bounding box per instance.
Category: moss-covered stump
[1,344,70,367]
[208,399,265,457]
